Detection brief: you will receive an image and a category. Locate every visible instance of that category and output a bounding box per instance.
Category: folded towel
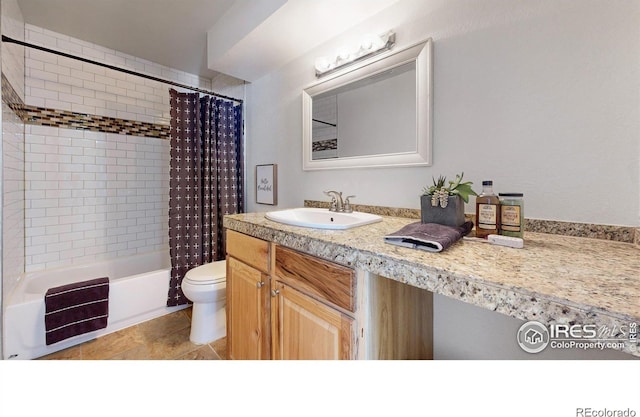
[44,277,109,345]
[384,221,473,252]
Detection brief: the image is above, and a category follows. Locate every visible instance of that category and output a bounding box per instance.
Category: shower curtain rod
[1,35,244,104]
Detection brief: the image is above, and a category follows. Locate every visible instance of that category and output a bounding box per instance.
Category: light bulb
[315,56,332,73]
[336,46,351,62]
[360,34,376,51]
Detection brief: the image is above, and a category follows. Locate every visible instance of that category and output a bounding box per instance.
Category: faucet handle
[343,195,356,213]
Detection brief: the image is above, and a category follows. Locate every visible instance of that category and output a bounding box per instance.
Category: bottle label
[478,204,497,229]
[501,205,521,232]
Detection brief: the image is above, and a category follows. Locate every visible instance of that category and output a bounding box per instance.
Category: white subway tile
[58,92,84,105]
[71,86,96,98]
[70,68,95,82]
[30,86,59,100]
[44,63,71,77]
[56,38,83,55]
[26,58,45,71]
[58,74,84,87]
[81,46,105,61]
[82,62,106,76]
[25,96,46,107]
[26,244,47,256]
[72,238,96,249]
[72,222,97,233]
[83,80,106,92]
[45,81,72,93]
[71,103,96,114]
[31,216,60,227]
[59,248,85,260]
[116,111,137,121]
[47,241,73,253]
[56,56,83,71]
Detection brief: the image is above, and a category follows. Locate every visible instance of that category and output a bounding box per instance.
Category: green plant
[422,172,477,208]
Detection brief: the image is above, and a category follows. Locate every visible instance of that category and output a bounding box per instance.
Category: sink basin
[265,207,382,230]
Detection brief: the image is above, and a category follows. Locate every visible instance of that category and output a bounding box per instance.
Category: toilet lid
[184,261,226,285]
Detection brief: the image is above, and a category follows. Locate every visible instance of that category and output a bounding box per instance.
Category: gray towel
[384,221,473,252]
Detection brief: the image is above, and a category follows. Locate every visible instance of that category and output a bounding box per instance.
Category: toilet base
[189,301,226,345]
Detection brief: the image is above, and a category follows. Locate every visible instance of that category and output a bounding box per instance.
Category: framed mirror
[302,38,432,170]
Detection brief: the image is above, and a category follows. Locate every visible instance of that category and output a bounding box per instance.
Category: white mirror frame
[302,38,432,171]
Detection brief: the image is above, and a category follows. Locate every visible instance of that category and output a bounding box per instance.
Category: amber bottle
[475,180,500,238]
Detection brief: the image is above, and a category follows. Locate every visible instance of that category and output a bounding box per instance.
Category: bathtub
[3,250,187,360]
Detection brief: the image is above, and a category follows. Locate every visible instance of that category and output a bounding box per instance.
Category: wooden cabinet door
[271,280,354,360]
[227,257,270,360]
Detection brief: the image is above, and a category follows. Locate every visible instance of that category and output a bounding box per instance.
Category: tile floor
[38,307,226,360]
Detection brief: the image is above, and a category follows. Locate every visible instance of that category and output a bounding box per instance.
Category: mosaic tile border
[2,72,169,139]
[1,73,27,121]
[304,200,640,245]
[20,105,169,139]
[312,138,337,152]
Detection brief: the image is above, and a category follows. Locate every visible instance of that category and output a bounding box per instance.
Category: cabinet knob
[256,281,265,288]
[271,289,280,297]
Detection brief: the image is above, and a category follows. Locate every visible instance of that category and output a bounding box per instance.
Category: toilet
[181,260,226,345]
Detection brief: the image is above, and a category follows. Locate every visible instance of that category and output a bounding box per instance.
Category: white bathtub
[3,250,187,360]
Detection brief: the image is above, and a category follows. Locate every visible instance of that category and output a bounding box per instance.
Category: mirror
[302,38,432,170]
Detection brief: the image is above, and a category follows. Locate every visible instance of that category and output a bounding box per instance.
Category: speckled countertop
[224,213,640,357]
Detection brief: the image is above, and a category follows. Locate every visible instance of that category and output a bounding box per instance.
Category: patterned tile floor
[38,307,226,360]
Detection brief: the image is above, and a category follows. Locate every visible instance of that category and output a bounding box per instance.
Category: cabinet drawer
[226,230,270,273]
[275,246,355,313]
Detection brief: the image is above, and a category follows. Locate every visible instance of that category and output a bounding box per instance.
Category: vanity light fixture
[314,30,396,77]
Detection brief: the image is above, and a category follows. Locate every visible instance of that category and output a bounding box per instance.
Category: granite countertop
[224,212,640,357]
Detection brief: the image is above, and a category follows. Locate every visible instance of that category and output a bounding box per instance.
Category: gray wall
[245,0,639,227]
[244,0,639,359]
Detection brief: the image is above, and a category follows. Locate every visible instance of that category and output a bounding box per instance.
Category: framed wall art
[256,164,277,205]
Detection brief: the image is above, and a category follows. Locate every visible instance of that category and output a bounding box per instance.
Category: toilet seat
[184,262,226,285]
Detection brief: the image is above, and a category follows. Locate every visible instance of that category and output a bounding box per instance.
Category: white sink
[265,207,382,230]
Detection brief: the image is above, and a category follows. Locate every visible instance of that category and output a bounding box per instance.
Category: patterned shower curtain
[167,89,244,306]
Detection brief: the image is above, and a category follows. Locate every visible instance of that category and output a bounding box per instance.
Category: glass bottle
[475,180,500,238]
[499,193,524,238]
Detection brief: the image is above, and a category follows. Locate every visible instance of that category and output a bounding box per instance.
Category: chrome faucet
[324,190,343,212]
[323,191,355,213]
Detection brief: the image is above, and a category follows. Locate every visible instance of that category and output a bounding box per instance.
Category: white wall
[245,0,640,228]
[244,0,639,359]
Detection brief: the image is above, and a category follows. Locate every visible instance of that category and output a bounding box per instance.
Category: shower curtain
[167,89,244,306]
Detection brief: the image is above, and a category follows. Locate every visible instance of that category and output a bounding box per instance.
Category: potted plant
[421,172,477,227]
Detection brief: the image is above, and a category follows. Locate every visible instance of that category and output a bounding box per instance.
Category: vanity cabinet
[225,230,271,360]
[225,229,433,360]
[271,246,356,360]
[270,281,355,359]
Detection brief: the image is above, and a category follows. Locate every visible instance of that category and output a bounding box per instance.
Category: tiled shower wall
[2,0,26,306]
[2,99,25,289]
[22,25,244,272]
[24,126,169,271]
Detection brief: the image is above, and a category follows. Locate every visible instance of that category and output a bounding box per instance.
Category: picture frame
[256,164,278,205]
